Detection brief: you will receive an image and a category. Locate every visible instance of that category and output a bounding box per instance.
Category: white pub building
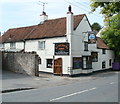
[0,6,114,76]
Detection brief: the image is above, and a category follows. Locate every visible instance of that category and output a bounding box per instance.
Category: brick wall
[2,51,40,76]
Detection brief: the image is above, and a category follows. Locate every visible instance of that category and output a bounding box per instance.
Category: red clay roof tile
[97,37,109,49]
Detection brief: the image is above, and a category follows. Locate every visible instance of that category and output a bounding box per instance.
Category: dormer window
[10,42,16,49]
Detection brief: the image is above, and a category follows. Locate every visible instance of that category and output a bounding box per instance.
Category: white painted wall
[4,43,10,50]
[92,49,114,71]
[70,15,92,74]
[16,42,24,50]
[69,15,114,74]
[0,43,4,49]
[72,16,92,56]
[25,37,71,74]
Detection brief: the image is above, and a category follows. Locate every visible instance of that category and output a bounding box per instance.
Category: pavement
[2,70,91,92]
[1,69,119,92]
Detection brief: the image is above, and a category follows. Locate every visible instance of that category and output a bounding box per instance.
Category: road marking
[110,82,116,84]
[50,87,96,102]
[34,78,40,80]
[115,72,119,74]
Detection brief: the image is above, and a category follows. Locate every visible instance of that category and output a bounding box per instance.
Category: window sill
[72,68,82,70]
[84,50,89,51]
[82,68,92,70]
[10,47,16,49]
[92,61,98,62]
[38,49,45,50]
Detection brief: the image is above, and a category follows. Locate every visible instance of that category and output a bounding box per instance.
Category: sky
[0,0,104,34]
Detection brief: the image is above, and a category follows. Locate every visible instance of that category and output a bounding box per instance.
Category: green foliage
[90,1,120,60]
[101,14,120,57]
[91,22,102,31]
[90,1,120,17]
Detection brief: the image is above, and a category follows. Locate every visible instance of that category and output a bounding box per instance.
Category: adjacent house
[0,6,114,75]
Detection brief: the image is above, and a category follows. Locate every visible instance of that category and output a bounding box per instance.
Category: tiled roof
[1,14,110,50]
[1,14,85,43]
[97,37,109,49]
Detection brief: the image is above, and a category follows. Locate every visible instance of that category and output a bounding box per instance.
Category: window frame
[102,61,106,68]
[84,42,88,51]
[46,59,53,68]
[38,41,45,50]
[109,59,112,66]
[10,42,16,49]
[91,52,98,62]
[102,49,106,54]
[38,57,41,64]
[73,57,83,69]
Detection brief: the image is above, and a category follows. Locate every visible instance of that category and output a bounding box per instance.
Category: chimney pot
[68,5,72,12]
[67,5,73,14]
[42,11,46,15]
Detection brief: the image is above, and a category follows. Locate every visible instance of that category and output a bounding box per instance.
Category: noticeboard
[54,43,69,55]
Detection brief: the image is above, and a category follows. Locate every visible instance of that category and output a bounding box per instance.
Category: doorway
[54,58,62,75]
[82,56,92,69]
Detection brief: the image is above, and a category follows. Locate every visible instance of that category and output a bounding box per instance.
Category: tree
[101,14,120,60]
[90,1,120,61]
[91,22,102,32]
[90,1,120,17]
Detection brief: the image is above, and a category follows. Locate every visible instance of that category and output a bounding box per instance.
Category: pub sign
[88,32,96,44]
[54,43,69,55]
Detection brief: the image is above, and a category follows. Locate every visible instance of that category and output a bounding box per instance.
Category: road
[2,71,119,102]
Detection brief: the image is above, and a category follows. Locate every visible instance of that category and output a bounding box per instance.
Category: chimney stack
[40,11,48,22]
[66,5,73,35]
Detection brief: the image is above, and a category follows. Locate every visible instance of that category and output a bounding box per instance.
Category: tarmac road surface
[2,70,119,102]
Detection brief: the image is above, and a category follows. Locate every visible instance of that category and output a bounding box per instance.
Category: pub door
[54,58,62,75]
